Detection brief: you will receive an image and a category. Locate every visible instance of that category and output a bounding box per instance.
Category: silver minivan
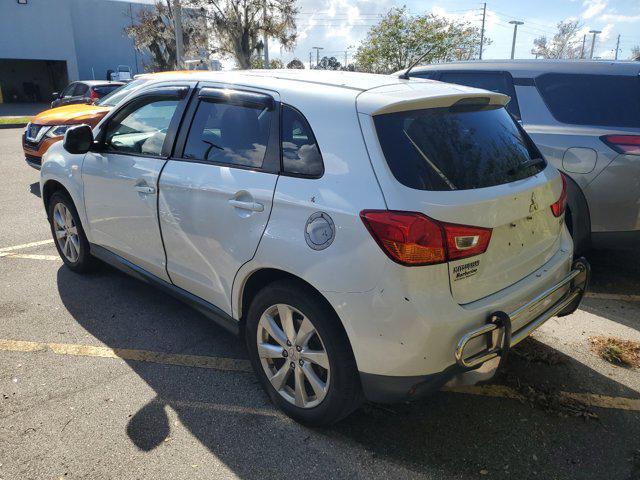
[408,60,640,253]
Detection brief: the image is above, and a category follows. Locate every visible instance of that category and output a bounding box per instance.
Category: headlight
[45,125,73,138]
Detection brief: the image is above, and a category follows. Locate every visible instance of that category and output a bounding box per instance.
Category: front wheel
[245,280,362,426]
[48,191,95,273]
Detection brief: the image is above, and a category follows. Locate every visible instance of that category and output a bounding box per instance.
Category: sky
[264,0,640,68]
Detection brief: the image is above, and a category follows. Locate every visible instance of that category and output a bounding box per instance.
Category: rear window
[536,73,640,128]
[374,105,544,191]
[92,85,121,97]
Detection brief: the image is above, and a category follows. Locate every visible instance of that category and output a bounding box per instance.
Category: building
[0,0,151,103]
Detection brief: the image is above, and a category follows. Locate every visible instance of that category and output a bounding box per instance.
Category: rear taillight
[551,173,567,217]
[601,135,640,156]
[360,210,492,266]
[89,88,98,102]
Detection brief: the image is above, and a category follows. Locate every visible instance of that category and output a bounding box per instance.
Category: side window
[183,98,272,168]
[62,84,76,98]
[413,71,439,80]
[281,105,323,177]
[438,72,521,119]
[104,96,180,156]
[73,83,89,97]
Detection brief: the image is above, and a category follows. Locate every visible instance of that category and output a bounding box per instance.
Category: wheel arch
[235,267,350,342]
[42,179,72,212]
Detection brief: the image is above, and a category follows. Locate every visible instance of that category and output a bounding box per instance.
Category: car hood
[32,104,112,126]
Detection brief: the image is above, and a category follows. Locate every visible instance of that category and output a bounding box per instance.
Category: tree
[531,20,583,59]
[631,45,640,61]
[184,0,297,69]
[251,57,284,68]
[317,56,342,70]
[125,0,207,71]
[287,58,305,69]
[354,7,487,74]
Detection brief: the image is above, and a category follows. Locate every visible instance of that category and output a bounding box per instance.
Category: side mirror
[63,125,93,154]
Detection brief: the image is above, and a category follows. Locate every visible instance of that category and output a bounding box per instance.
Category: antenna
[398,45,437,80]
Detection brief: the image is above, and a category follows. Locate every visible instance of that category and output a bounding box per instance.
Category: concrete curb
[0,123,27,129]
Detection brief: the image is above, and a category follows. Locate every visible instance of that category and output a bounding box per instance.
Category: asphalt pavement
[0,127,639,480]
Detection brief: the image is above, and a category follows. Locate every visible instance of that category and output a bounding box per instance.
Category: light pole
[263,0,269,69]
[173,0,184,69]
[312,47,323,69]
[589,30,601,59]
[509,21,524,59]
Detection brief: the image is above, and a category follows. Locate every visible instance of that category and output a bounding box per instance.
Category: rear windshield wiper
[508,157,545,175]
[402,130,457,190]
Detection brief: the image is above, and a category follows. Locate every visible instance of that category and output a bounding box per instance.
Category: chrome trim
[455,259,588,369]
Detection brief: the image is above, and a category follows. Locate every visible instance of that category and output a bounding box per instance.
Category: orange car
[23,103,111,169]
[23,71,201,169]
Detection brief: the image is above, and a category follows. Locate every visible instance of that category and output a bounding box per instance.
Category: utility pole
[312,47,323,68]
[344,50,348,68]
[614,34,620,60]
[589,30,601,59]
[309,51,313,69]
[173,0,184,70]
[263,0,269,69]
[580,34,586,59]
[479,2,486,60]
[509,21,523,59]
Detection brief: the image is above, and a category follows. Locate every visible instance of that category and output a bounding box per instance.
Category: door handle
[135,185,156,195]
[228,199,264,212]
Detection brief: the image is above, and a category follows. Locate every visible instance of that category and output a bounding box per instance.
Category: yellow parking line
[585,292,640,303]
[2,253,60,261]
[0,239,53,254]
[1,338,638,412]
[444,384,640,412]
[0,339,252,373]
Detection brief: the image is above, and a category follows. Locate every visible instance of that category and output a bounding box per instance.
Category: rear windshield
[536,73,640,128]
[92,85,121,97]
[97,79,147,107]
[374,105,545,191]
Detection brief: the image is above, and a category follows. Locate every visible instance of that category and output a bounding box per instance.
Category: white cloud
[581,0,607,19]
[600,13,640,22]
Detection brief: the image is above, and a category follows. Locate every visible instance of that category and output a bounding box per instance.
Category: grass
[0,116,31,125]
[590,336,640,368]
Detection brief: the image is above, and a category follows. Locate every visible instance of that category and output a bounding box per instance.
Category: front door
[82,85,192,281]
[158,85,280,314]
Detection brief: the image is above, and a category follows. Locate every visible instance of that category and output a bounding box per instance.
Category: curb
[0,123,27,129]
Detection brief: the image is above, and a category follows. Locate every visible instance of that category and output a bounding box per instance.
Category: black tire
[245,279,363,426]
[48,191,96,273]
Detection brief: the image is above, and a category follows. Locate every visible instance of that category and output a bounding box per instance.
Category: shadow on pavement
[29,182,40,198]
[56,264,640,480]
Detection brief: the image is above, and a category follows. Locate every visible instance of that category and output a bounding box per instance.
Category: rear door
[158,84,280,315]
[358,87,563,304]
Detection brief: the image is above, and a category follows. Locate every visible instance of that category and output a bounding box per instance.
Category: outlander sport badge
[529,192,539,213]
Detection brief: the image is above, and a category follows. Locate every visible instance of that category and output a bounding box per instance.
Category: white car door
[158,85,280,315]
[82,85,193,281]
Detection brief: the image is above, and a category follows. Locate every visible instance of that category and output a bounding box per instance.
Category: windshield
[374,105,545,191]
[96,79,148,107]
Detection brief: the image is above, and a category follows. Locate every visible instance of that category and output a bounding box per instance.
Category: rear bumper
[359,257,590,404]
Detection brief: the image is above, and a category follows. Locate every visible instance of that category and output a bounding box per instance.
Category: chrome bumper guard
[454,257,590,369]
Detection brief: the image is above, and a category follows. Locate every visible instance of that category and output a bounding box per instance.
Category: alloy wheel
[53,202,80,263]
[256,303,330,408]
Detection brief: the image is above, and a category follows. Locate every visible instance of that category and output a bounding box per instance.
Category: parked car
[23,73,190,169]
[405,60,640,252]
[50,80,124,108]
[40,70,589,425]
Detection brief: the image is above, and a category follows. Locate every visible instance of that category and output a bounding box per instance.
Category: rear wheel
[245,280,362,426]
[48,191,95,273]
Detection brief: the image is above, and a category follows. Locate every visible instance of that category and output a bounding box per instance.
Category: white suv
[40,70,589,425]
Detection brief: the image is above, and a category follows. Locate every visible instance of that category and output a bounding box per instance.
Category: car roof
[77,80,125,86]
[407,59,640,78]
[131,69,510,115]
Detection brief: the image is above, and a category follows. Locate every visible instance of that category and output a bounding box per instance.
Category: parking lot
[0,126,639,479]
